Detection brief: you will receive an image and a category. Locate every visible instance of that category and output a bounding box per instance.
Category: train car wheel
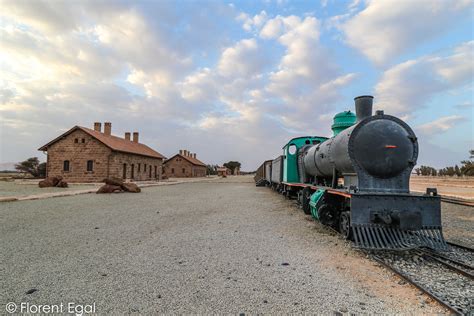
[302,187,311,215]
[339,211,352,240]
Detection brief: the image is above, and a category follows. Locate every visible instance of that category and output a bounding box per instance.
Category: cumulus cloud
[8,1,466,170]
[217,38,264,77]
[0,0,83,33]
[237,10,268,32]
[417,115,466,135]
[0,2,284,169]
[178,68,217,103]
[261,16,355,129]
[375,41,474,117]
[260,17,284,39]
[341,0,472,65]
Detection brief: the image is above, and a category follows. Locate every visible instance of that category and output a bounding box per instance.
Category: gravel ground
[375,251,474,314]
[0,178,446,314]
[0,181,99,197]
[442,203,474,247]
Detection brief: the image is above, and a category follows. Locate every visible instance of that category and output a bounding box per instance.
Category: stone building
[163,150,207,177]
[217,167,231,176]
[38,122,165,182]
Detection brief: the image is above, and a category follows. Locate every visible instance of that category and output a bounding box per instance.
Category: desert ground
[1,176,463,314]
[410,175,474,200]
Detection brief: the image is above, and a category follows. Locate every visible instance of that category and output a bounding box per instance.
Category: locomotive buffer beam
[370,210,422,231]
[350,193,448,251]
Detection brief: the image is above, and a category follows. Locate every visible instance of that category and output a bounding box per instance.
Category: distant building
[38,122,165,182]
[232,166,241,175]
[217,166,231,176]
[163,150,207,177]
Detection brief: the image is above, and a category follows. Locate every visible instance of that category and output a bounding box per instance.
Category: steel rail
[371,254,462,315]
[417,250,474,280]
[447,241,474,252]
[441,197,474,207]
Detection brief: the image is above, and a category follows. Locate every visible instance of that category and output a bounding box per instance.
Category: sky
[0,0,473,171]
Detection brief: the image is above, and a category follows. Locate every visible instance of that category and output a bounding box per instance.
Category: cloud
[178,68,217,103]
[0,2,407,170]
[455,101,473,109]
[261,16,355,130]
[417,115,466,135]
[260,16,284,39]
[0,0,83,33]
[375,41,474,117]
[237,10,268,32]
[432,41,474,85]
[341,0,472,65]
[217,38,264,77]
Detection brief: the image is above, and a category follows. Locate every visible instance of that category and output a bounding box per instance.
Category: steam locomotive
[255,95,447,251]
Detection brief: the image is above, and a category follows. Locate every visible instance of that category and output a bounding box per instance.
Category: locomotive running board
[352,224,448,251]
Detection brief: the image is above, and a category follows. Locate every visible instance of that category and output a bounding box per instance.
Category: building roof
[38,126,165,159]
[282,136,329,149]
[164,153,206,167]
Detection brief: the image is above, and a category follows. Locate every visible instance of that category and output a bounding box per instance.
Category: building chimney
[193,153,196,158]
[179,150,183,155]
[184,150,188,156]
[354,95,373,122]
[94,122,101,132]
[104,122,112,136]
[132,132,139,143]
[125,132,131,141]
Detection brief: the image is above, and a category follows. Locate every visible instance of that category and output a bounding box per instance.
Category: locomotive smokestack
[354,95,373,122]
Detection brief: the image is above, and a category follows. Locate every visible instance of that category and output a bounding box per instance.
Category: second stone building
[163,150,207,177]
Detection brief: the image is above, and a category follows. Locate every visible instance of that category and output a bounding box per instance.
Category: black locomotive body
[255,95,447,251]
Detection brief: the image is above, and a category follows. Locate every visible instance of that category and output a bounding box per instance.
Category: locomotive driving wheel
[318,204,338,228]
[339,211,352,240]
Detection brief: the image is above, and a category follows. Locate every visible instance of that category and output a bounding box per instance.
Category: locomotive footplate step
[352,224,448,251]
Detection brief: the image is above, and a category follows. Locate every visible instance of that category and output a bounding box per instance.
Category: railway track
[370,242,474,315]
[440,196,474,207]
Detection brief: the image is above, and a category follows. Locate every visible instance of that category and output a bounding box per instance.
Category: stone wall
[44,129,163,182]
[109,152,163,181]
[163,156,207,177]
[45,129,111,182]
